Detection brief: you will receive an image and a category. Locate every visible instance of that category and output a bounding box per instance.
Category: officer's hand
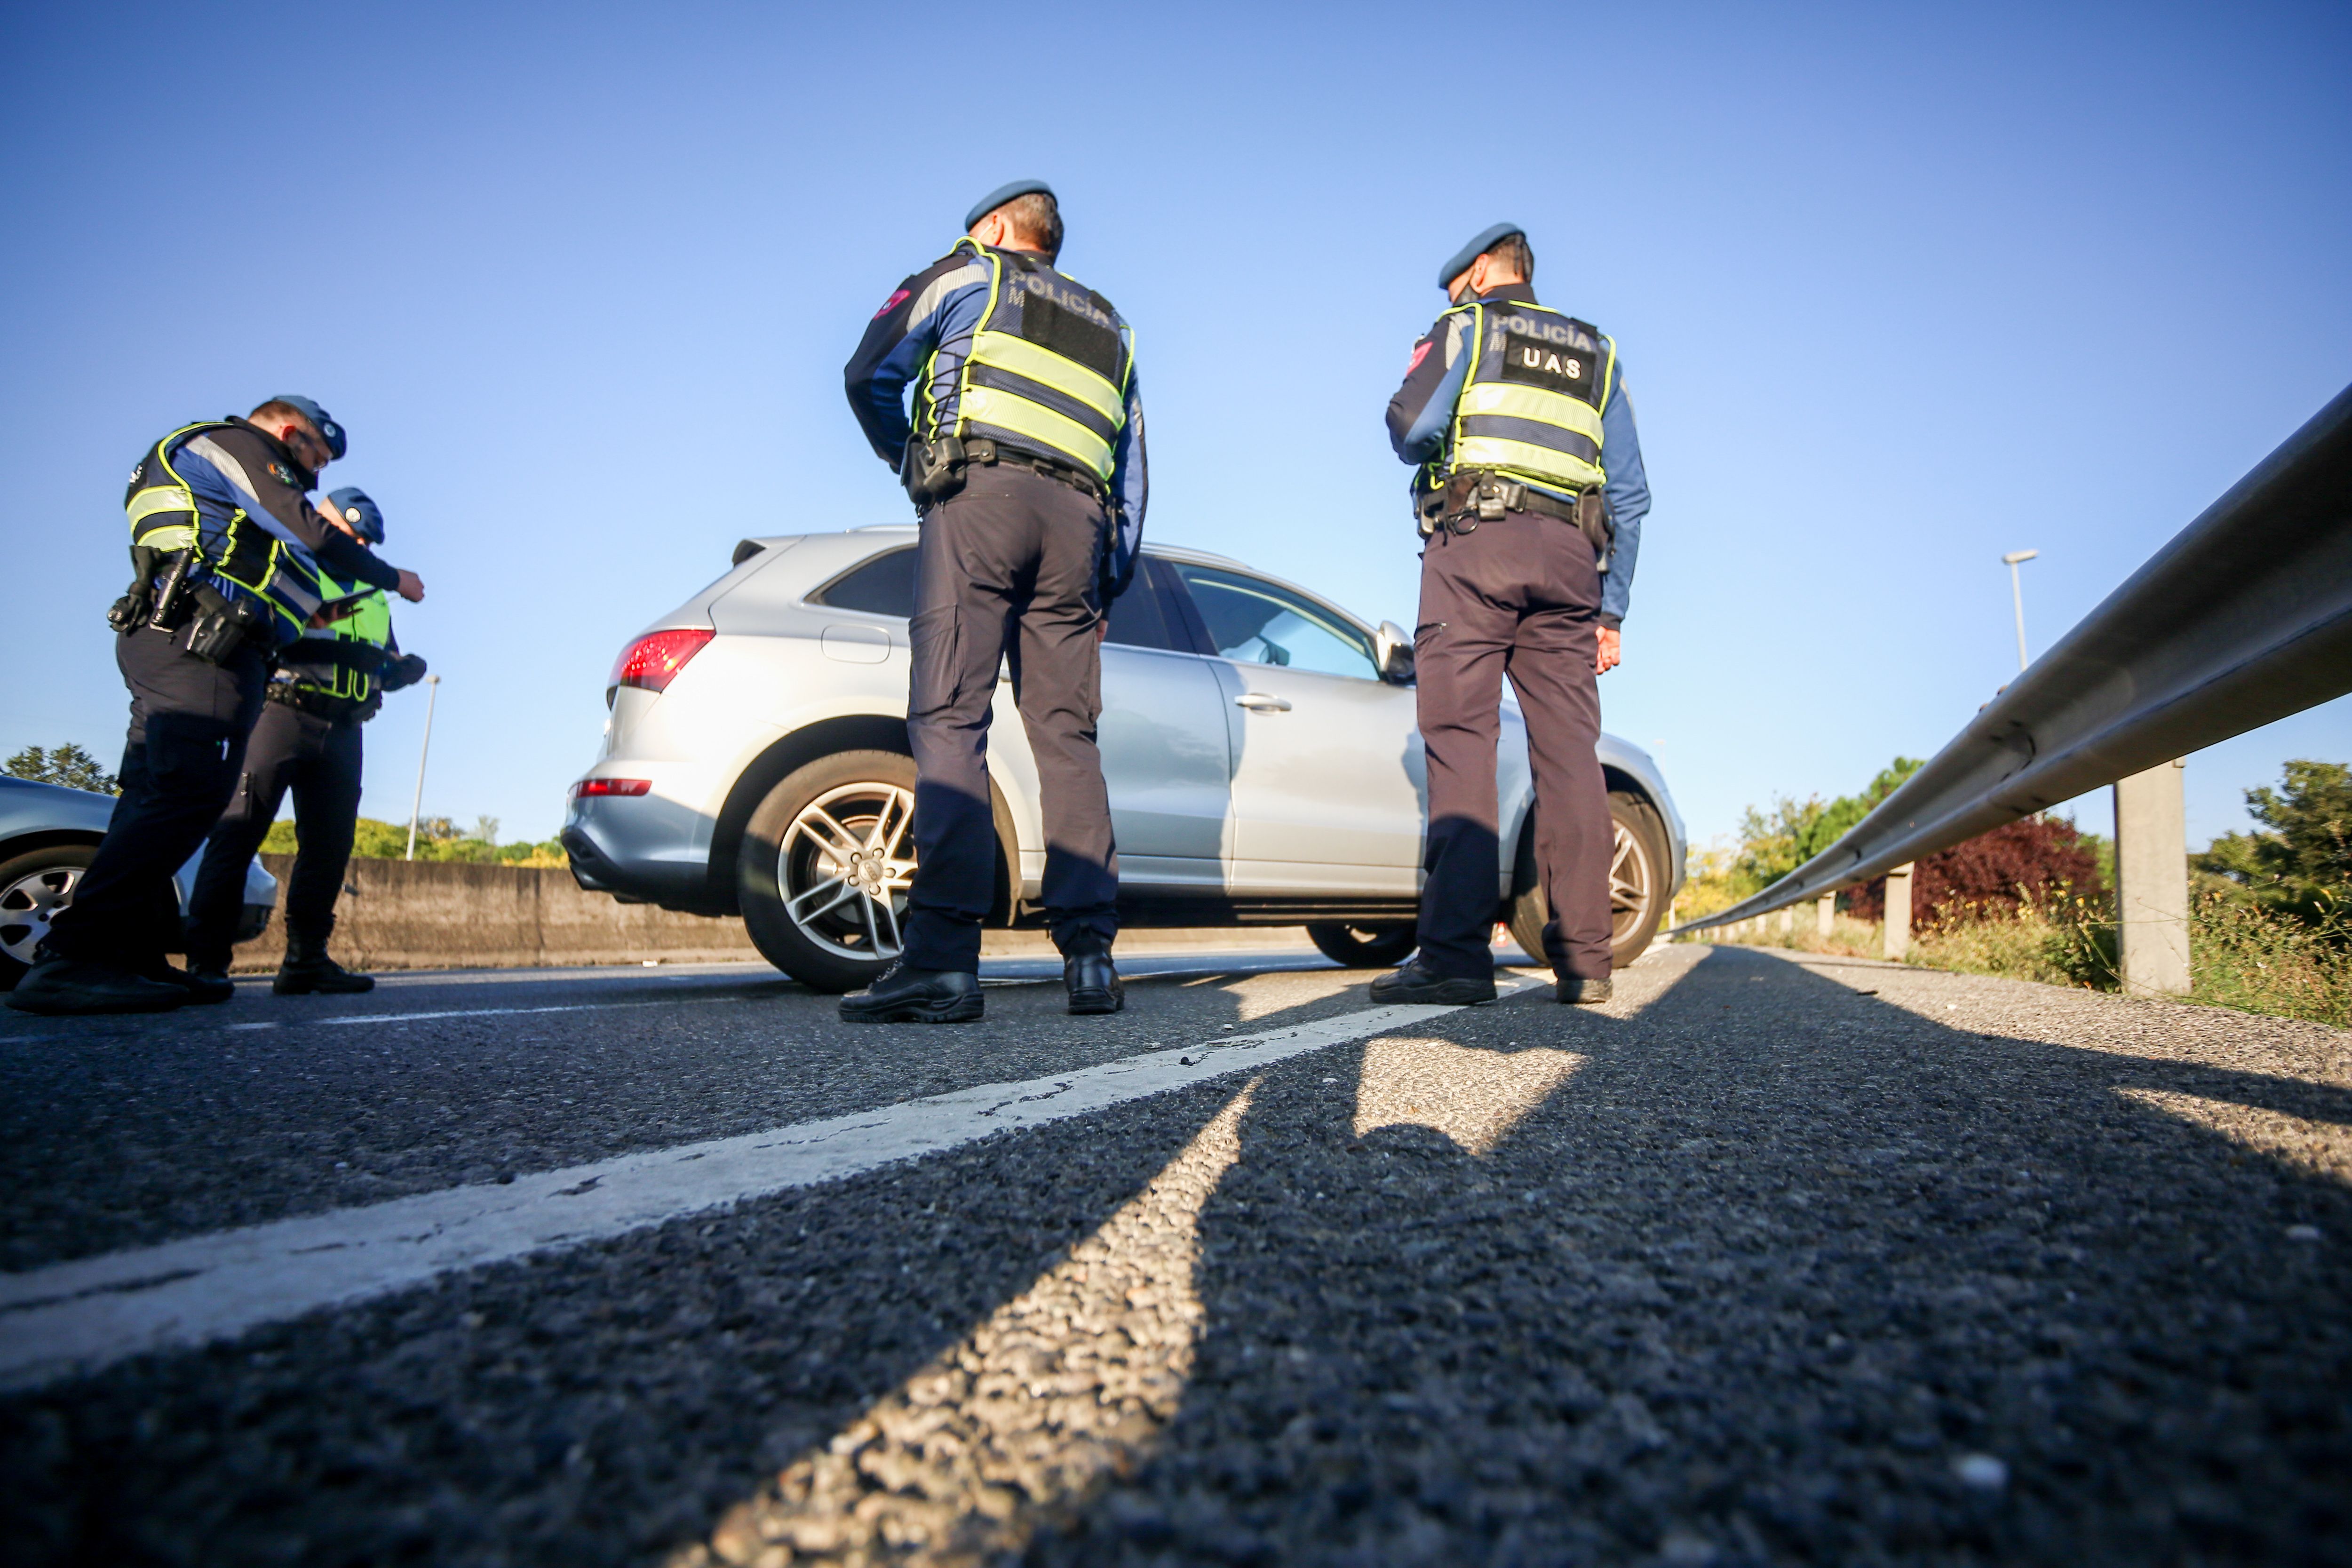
[396,571,426,604]
[1096,619,1109,643]
[1595,627,1622,675]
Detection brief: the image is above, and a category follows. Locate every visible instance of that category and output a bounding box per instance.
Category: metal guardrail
[1677,382,2352,933]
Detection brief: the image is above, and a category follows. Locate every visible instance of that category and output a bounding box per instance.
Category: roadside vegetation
[260,814,569,868]
[1678,758,2350,1028]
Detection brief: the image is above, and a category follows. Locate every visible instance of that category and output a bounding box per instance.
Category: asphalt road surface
[2,944,2347,1566]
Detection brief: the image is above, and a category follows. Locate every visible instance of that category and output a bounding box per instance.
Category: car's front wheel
[1305,921,1419,969]
[0,844,96,991]
[1507,790,1671,973]
[737,751,919,994]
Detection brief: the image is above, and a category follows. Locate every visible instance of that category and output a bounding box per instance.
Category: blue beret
[965,179,1055,232]
[326,486,385,545]
[270,394,347,460]
[1437,223,1525,290]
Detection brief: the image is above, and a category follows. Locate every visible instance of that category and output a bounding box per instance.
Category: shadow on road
[5,947,2349,1566]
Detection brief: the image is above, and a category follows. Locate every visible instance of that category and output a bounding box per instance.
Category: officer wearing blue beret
[183,487,430,995]
[839,181,1147,1022]
[1373,224,1652,1006]
[11,399,426,1016]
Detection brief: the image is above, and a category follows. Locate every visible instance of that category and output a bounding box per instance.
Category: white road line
[0,995,1516,1391]
[319,997,754,1027]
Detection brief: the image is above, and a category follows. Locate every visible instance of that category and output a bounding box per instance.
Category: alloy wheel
[0,864,80,966]
[775,781,916,962]
[1607,821,1654,946]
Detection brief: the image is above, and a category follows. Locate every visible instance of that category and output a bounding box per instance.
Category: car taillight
[609,627,714,694]
[574,778,652,797]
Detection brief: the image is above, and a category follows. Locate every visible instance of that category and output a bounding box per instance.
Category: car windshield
[1169,564,1376,680]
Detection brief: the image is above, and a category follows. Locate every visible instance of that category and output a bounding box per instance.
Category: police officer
[1372,224,1651,1007]
[8,399,425,1016]
[838,180,1146,1022]
[183,488,428,995]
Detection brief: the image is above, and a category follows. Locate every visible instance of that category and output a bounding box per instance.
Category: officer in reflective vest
[9,399,427,1017]
[840,180,1147,1023]
[1373,224,1652,1007]
[183,488,429,995]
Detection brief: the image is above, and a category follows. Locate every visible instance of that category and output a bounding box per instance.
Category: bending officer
[9,399,425,1016]
[185,488,429,995]
[1372,224,1651,1007]
[839,180,1146,1023]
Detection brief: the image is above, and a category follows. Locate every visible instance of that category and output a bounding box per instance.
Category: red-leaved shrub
[1847,816,2103,931]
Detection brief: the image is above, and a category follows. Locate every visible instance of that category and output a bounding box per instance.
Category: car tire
[1507,790,1672,973]
[0,843,98,991]
[1304,921,1419,969]
[737,750,922,994]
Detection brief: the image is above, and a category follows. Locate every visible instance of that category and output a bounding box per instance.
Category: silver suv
[564,528,1685,992]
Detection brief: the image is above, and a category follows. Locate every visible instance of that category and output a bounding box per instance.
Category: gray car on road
[564,529,1685,992]
[0,775,279,988]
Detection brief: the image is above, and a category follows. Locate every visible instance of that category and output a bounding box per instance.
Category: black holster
[903,436,969,508]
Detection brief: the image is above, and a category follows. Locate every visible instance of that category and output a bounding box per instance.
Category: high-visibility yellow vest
[924,238,1134,485]
[1437,302,1617,497]
[125,421,329,643]
[280,574,393,708]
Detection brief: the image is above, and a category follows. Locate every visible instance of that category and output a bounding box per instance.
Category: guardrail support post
[1817,891,1835,936]
[1883,864,1914,961]
[2114,759,2191,996]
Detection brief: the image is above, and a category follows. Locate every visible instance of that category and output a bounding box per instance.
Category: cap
[965,179,1055,232]
[326,486,384,545]
[271,394,347,460]
[1437,223,1524,290]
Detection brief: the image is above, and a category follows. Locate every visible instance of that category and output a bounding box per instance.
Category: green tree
[1734,756,1923,887]
[5,743,118,795]
[2194,759,2351,922]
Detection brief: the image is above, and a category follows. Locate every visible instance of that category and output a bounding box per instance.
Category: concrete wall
[231,855,1314,973]
[234,855,763,972]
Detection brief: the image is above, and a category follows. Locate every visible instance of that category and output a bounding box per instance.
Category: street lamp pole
[405,674,441,861]
[2002,549,2038,673]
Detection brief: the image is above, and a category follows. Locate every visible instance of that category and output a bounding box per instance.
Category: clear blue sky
[4,1,2345,852]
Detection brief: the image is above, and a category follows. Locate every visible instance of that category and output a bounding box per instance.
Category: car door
[1095,559,1233,889]
[794,543,1233,893]
[1160,561,1425,895]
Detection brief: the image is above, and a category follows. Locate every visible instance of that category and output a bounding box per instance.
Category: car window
[1103,566,1188,652]
[810,546,917,617]
[1168,564,1377,680]
[812,542,1192,654]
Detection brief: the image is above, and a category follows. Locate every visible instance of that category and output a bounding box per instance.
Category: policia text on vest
[1373,224,1653,1009]
[839,181,1147,1023]
[186,486,428,996]
[7,401,426,1018]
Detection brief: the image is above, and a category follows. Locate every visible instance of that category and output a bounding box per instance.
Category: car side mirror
[1374,620,1415,684]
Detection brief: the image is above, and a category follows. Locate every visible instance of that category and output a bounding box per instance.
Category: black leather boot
[838,963,983,1023]
[1556,975,1613,1004]
[274,931,374,995]
[7,948,186,1015]
[1063,950,1124,1015]
[1368,957,1495,1005]
[150,962,236,1004]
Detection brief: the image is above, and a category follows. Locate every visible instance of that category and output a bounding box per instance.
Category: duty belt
[962,438,1107,503]
[1425,472,1613,569]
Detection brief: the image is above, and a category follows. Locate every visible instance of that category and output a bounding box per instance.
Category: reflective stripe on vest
[283,575,392,704]
[125,422,326,639]
[941,239,1131,483]
[1444,303,1615,495]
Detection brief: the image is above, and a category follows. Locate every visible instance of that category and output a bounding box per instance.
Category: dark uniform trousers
[186,699,365,970]
[1414,513,1613,982]
[905,466,1119,972]
[44,626,268,970]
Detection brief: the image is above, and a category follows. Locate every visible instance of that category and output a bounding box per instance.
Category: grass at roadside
[1691,894,2350,1029]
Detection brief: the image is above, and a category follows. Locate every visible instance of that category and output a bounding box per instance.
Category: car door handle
[1234,693,1292,712]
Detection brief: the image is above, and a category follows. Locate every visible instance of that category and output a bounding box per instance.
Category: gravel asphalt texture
[3,943,2348,1565]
